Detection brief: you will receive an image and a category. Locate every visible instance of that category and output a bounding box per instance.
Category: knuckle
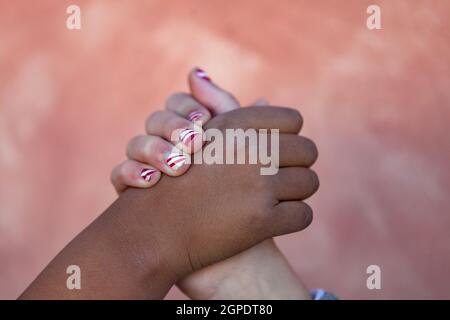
[118,162,131,180]
[221,91,236,103]
[245,209,269,232]
[207,112,230,130]
[260,203,275,218]
[288,108,303,132]
[153,138,172,161]
[146,111,164,129]
[300,202,313,228]
[142,139,157,161]
[288,202,313,232]
[257,175,276,196]
[165,92,189,108]
[168,117,191,131]
[304,137,319,164]
[110,165,120,184]
[307,169,320,193]
[128,135,145,152]
[129,135,154,161]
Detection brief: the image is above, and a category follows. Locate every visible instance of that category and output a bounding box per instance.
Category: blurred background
[1,0,449,299]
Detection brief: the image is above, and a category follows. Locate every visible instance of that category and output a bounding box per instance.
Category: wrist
[206,240,310,300]
[110,188,195,288]
[100,209,169,298]
[20,193,177,299]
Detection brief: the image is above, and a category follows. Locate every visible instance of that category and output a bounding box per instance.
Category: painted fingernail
[179,128,199,145]
[165,153,187,170]
[195,67,211,82]
[187,111,204,122]
[140,168,156,182]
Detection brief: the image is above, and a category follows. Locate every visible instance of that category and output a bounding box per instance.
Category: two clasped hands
[20,68,327,300]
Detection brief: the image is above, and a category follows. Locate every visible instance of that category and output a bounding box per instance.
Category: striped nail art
[165,153,187,170]
[140,168,156,182]
[179,128,199,145]
[187,111,203,122]
[195,68,211,81]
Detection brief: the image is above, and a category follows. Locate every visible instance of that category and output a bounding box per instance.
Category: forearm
[214,240,310,300]
[19,189,177,299]
[179,240,311,300]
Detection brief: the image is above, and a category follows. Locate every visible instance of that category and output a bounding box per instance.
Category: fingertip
[188,67,211,98]
[164,161,191,177]
[162,151,191,177]
[111,163,126,194]
[188,66,240,114]
[192,67,212,82]
[164,92,212,124]
[138,167,161,186]
[284,108,303,133]
[270,201,314,237]
[302,203,314,230]
[111,160,161,194]
[186,109,211,124]
[182,130,204,155]
[168,126,204,155]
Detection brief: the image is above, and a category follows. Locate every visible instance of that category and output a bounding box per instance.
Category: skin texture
[19,106,318,299]
[111,69,313,299]
[178,239,311,300]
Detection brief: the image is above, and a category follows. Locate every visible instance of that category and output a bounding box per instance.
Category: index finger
[206,106,303,134]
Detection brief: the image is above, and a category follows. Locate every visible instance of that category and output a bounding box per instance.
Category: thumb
[188,67,241,115]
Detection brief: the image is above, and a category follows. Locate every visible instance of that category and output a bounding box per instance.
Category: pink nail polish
[179,128,199,145]
[187,111,204,122]
[165,153,187,170]
[140,168,156,182]
[195,68,211,82]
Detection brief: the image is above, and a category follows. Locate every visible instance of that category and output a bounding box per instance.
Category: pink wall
[1,0,449,299]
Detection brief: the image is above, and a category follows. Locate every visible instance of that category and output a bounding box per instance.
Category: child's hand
[110,67,265,193]
[20,70,319,300]
[113,104,318,280]
[111,93,213,193]
[111,69,317,299]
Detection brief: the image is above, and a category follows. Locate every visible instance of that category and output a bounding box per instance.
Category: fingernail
[165,153,187,170]
[187,111,204,122]
[179,128,199,145]
[195,67,211,82]
[140,168,156,182]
